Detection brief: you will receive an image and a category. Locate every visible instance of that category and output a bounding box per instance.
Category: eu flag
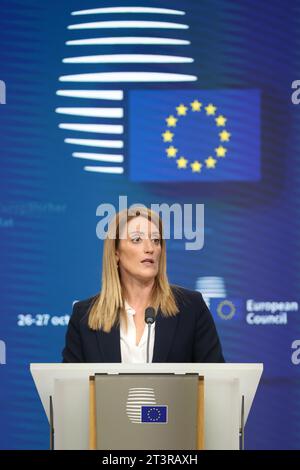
[209,298,244,323]
[129,89,260,182]
[141,406,168,423]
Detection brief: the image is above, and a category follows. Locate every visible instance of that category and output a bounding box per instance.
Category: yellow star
[176,104,188,116]
[205,103,217,115]
[205,156,217,169]
[215,145,227,157]
[190,160,202,172]
[162,130,174,142]
[190,100,202,112]
[219,130,231,142]
[215,115,227,126]
[166,146,178,158]
[176,156,188,169]
[166,115,178,127]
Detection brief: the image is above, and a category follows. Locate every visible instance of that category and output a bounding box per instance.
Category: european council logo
[129,89,260,182]
[126,388,168,424]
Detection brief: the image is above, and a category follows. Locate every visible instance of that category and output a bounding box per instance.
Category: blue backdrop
[0,0,300,450]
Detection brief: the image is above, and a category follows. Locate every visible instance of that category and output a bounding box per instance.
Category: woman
[62,207,225,363]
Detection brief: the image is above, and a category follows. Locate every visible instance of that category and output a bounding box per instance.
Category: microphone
[145,307,156,363]
[145,307,155,325]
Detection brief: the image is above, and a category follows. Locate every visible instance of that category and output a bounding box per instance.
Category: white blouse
[120,301,155,363]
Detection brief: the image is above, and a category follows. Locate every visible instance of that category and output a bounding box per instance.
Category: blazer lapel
[94,309,179,363]
[152,309,179,362]
[96,326,121,362]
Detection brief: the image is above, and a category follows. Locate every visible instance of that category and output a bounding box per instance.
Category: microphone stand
[146,323,151,363]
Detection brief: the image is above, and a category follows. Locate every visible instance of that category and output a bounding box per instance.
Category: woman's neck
[122,276,155,311]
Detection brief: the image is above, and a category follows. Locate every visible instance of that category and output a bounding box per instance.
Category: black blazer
[62,285,225,363]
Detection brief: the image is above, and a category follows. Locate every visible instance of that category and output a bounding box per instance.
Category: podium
[30,363,263,450]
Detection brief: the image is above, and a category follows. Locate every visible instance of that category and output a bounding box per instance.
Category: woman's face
[115,216,162,283]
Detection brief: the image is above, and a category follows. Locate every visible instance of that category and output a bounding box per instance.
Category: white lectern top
[30,362,263,425]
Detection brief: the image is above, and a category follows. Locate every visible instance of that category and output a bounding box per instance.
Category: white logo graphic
[291,340,300,365]
[246,300,298,325]
[95,196,205,251]
[0,80,6,104]
[56,5,197,175]
[126,387,157,424]
[0,340,6,365]
[291,80,300,104]
[195,276,227,308]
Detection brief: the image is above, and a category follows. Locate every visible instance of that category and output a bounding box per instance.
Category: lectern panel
[93,374,201,450]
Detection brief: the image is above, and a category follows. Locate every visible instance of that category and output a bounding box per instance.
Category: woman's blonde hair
[88,207,179,332]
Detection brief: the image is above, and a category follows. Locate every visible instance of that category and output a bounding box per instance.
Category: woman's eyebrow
[128,230,160,237]
[129,230,144,236]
